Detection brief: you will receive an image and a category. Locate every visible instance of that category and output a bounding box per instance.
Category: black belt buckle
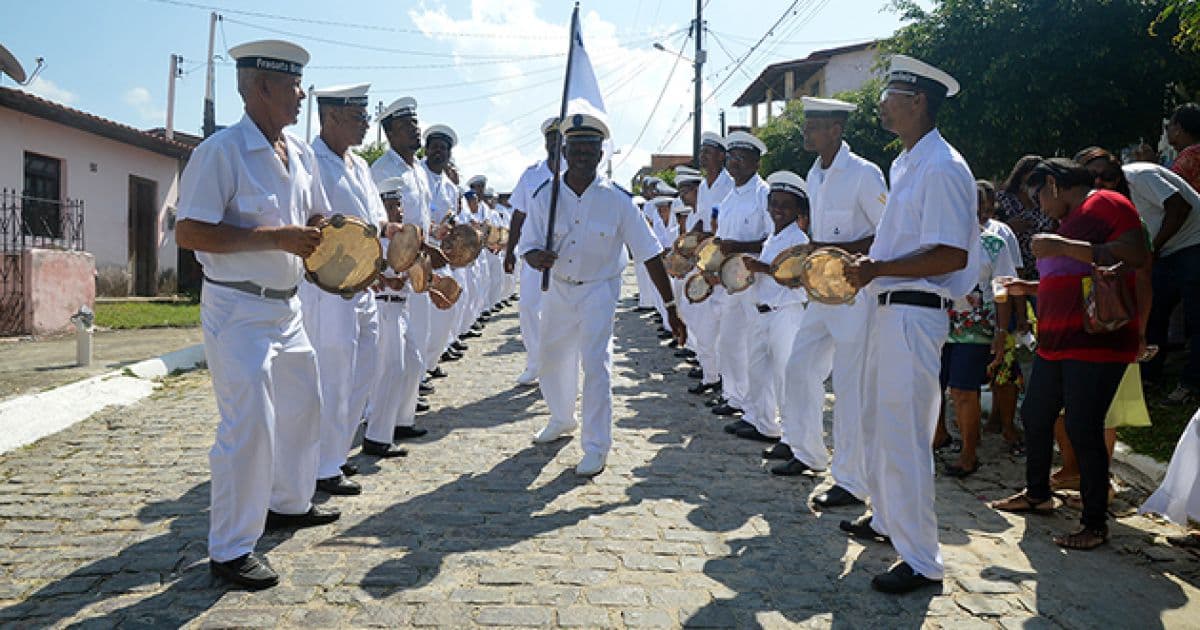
[877,290,950,309]
[376,294,407,303]
[205,277,296,300]
[756,304,772,313]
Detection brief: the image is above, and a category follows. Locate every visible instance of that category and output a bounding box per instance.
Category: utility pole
[692,0,705,167]
[202,12,218,138]
[165,54,181,140]
[719,109,726,136]
[305,83,315,142]
[375,101,384,145]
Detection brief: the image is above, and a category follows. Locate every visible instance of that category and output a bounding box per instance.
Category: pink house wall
[23,249,95,336]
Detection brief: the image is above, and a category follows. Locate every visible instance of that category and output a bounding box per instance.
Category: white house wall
[0,108,180,278]
[820,48,880,97]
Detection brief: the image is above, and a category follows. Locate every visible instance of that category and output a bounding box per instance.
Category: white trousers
[861,303,948,580]
[682,289,722,384]
[538,276,621,456]
[518,262,544,374]
[742,303,805,437]
[299,284,380,479]
[635,261,655,308]
[367,297,423,438]
[424,283,457,367]
[780,300,872,497]
[716,288,753,409]
[471,258,488,318]
[406,292,433,373]
[201,283,319,563]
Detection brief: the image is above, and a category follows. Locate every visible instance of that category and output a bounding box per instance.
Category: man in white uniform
[505,117,562,386]
[710,131,773,421]
[302,83,399,496]
[844,55,979,594]
[767,98,888,515]
[175,40,339,589]
[671,167,706,377]
[693,132,735,400]
[725,171,811,443]
[370,96,434,441]
[422,124,467,377]
[634,177,662,312]
[518,114,686,476]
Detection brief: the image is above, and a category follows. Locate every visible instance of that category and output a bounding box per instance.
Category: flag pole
[541,2,581,291]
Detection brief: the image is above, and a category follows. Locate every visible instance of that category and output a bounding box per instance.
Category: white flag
[564,17,607,125]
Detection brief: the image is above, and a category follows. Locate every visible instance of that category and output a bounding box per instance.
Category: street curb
[1113,441,1168,489]
[0,343,206,456]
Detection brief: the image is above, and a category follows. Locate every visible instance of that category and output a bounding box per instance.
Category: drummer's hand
[433,223,451,240]
[306,214,329,229]
[844,255,879,289]
[667,307,687,346]
[424,244,449,269]
[702,271,719,287]
[383,221,404,239]
[275,225,322,257]
[503,252,516,274]
[716,238,736,255]
[525,249,557,270]
[744,259,771,274]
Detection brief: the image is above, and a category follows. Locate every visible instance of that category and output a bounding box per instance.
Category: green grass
[1118,353,1197,462]
[94,301,200,330]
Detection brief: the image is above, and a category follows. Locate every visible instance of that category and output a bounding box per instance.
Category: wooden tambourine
[694,237,727,273]
[718,254,755,294]
[441,223,483,268]
[672,231,709,259]
[785,246,858,305]
[768,245,812,289]
[408,252,433,293]
[684,272,714,303]
[386,223,422,272]
[429,273,462,310]
[303,214,385,299]
[664,250,696,278]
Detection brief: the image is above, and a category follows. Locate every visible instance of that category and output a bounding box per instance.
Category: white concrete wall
[0,108,181,283]
[819,47,880,97]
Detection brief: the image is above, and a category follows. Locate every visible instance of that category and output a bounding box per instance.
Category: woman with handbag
[989,158,1149,550]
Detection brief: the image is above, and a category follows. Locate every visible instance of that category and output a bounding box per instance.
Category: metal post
[165,54,180,140]
[375,101,384,145]
[305,83,315,142]
[692,0,704,167]
[202,12,218,138]
[719,109,726,136]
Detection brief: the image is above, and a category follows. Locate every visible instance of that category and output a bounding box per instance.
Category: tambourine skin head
[303,215,383,296]
[386,224,422,272]
[769,245,811,289]
[684,272,714,303]
[798,246,858,305]
[695,237,726,273]
[718,254,756,294]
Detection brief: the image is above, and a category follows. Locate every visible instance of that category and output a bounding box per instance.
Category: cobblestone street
[1,275,1198,629]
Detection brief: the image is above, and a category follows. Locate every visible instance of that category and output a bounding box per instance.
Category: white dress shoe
[516,369,538,386]
[532,423,575,443]
[575,452,607,476]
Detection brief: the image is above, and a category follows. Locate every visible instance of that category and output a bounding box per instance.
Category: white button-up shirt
[714,174,772,243]
[370,148,432,239]
[697,169,735,226]
[511,159,557,214]
[312,137,386,228]
[807,141,887,244]
[650,206,678,249]
[868,128,980,299]
[422,160,460,226]
[755,222,811,309]
[177,114,330,290]
[518,174,662,284]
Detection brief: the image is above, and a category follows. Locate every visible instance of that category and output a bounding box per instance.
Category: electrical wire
[611,30,692,170]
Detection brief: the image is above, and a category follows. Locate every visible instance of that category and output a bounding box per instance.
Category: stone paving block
[552,568,611,586]
[450,587,511,604]
[475,605,553,626]
[557,605,614,628]
[623,608,677,627]
[477,568,534,585]
[954,593,1014,617]
[412,602,475,627]
[585,585,647,606]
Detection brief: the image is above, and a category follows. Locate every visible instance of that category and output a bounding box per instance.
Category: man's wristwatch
[663,300,677,309]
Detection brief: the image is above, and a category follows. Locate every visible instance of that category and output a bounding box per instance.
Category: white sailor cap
[886,54,959,98]
[484,187,496,198]
[423,124,458,148]
[700,131,727,150]
[649,196,675,207]
[378,176,405,198]
[560,113,609,141]
[540,116,560,135]
[314,83,369,107]
[725,131,767,156]
[229,39,309,76]
[672,201,692,214]
[801,96,856,118]
[657,183,678,195]
[767,171,808,198]
[674,165,700,178]
[378,96,418,123]
[675,171,702,186]
[467,175,487,187]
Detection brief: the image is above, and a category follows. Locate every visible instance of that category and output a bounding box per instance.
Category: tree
[354,141,388,165]
[1154,0,1200,52]
[886,0,1200,178]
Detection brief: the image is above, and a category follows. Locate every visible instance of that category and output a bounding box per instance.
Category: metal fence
[0,189,85,335]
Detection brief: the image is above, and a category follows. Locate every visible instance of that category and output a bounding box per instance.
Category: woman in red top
[990,158,1149,550]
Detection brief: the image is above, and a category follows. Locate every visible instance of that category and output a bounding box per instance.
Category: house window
[23,152,62,238]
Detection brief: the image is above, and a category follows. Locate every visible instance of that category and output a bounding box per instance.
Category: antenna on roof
[0,44,44,86]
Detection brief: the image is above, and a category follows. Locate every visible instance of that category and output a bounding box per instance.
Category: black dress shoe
[735,425,781,443]
[428,366,448,378]
[210,553,278,589]
[724,419,753,434]
[872,562,941,594]
[711,403,742,416]
[658,331,674,340]
[674,348,697,358]
[813,485,864,508]
[316,475,362,496]
[464,328,482,337]
[705,396,726,408]
[762,443,793,460]
[420,381,436,395]
[393,426,428,440]
[657,326,667,333]
[361,438,408,458]
[416,399,431,412]
[839,514,890,543]
[451,340,468,352]
[265,505,340,531]
[340,463,359,477]
[685,357,700,366]
[771,458,813,476]
[441,350,462,362]
[688,380,718,395]
[667,339,679,348]
[687,367,704,379]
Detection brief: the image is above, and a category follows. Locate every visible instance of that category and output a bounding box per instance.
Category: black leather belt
[204,277,297,300]
[376,294,407,303]
[877,290,951,309]
[756,304,774,313]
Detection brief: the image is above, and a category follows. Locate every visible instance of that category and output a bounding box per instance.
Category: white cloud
[407,0,706,190]
[22,76,77,105]
[123,86,166,126]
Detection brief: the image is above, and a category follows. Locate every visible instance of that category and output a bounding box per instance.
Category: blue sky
[2,0,921,188]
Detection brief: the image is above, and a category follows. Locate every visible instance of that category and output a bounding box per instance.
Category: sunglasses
[879,87,918,102]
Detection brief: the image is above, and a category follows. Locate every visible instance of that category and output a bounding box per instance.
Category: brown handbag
[1082,262,1134,334]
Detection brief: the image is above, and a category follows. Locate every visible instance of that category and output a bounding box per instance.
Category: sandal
[989,491,1058,514]
[1050,474,1081,491]
[1054,526,1108,550]
[944,461,981,478]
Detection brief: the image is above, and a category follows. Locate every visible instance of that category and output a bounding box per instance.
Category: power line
[612,30,693,170]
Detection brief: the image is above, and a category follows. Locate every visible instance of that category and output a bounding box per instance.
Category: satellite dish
[0,44,28,84]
